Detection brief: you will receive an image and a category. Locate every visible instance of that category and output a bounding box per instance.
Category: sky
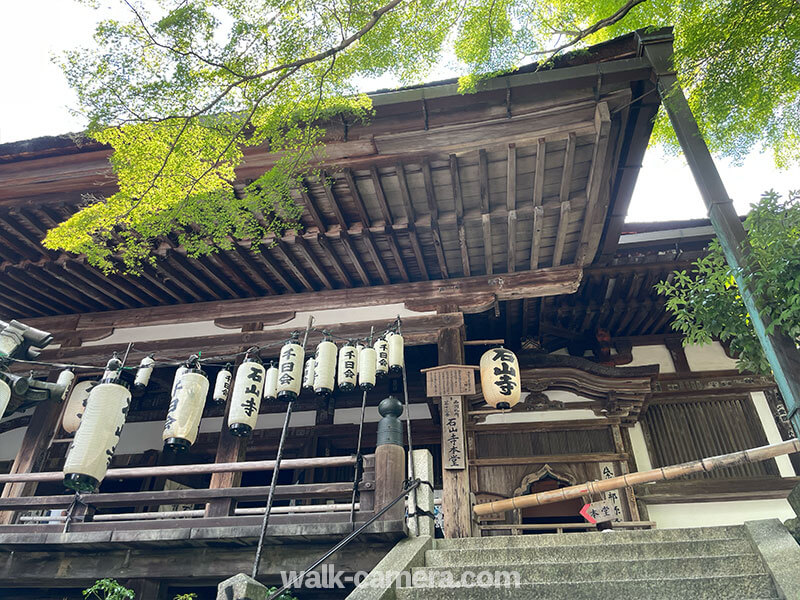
[1,1,796,223]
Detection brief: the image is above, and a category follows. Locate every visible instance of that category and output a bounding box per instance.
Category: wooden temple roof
[0,33,663,323]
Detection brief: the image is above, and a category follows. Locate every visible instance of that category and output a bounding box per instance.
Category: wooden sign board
[422,365,476,397]
[580,499,617,524]
[441,395,466,470]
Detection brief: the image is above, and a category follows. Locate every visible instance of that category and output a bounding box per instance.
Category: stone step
[434,526,746,550]
[395,574,779,600]
[425,538,754,566]
[412,554,765,584]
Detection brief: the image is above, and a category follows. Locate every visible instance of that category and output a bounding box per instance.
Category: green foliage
[172,594,197,600]
[48,0,800,271]
[656,190,800,374]
[82,579,135,600]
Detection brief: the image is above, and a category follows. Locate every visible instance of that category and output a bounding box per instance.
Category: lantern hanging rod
[473,438,800,517]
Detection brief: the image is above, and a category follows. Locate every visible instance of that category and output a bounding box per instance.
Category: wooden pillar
[0,398,62,524]
[374,396,406,522]
[640,31,800,436]
[612,424,640,521]
[205,356,247,518]
[438,323,472,538]
[125,579,168,600]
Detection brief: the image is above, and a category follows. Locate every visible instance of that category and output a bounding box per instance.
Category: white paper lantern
[314,340,337,396]
[374,338,389,378]
[62,380,95,434]
[229,358,266,437]
[63,382,131,492]
[102,357,123,382]
[163,369,209,451]
[132,356,155,395]
[338,343,357,392]
[479,347,521,410]
[355,343,364,381]
[303,357,316,390]
[264,363,278,401]
[56,369,76,401]
[358,347,377,391]
[388,332,404,373]
[277,341,304,401]
[0,379,10,419]
[171,365,189,395]
[212,366,233,404]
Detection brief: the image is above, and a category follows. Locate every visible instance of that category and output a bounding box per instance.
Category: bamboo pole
[473,438,800,517]
[0,455,358,484]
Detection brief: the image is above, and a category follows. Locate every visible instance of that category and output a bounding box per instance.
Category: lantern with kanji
[277,338,304,401]
[337,342,357,392]
[228,354,266,437]
[163,361,209,452]
[374,337,389,378]
[479,347,521,410]
[212,365,233,404]
[314,339,337,396]
[303,357,316,390]
[63,357,132,492]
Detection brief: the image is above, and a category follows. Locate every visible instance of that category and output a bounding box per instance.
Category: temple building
[0,29,798,599]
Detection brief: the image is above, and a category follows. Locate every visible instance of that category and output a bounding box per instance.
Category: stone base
[216,573,269,600]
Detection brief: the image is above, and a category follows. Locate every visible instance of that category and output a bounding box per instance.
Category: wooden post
[438,324,473,538]
[639,31,800,437]
[374,396,406,522]
[0,398,62,524]
[205,355,247,518]
[125,579,168,600]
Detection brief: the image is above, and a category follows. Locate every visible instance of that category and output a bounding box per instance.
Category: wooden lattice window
[642,396,779,479]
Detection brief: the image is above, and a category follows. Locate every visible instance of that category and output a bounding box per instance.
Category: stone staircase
[394,526,783,599]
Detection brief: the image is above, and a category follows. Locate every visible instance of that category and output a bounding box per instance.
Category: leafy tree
[82,578,135,600]
[656,190,800,375]
[46,0,800,272]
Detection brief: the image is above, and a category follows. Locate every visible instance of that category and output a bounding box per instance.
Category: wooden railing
[0,453,392,534]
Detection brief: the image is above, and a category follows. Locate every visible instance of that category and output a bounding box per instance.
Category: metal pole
[398,316,419,535]
[252,316,313,579]
[349,326,374,529]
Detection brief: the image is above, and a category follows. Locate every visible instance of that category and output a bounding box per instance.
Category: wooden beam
[383,228,409,282]
[552,201,571,267]
[274,240,315,292]
[370,166,393,225]
[314,233,354,288]
[343,168,370,226]
[339,230,372,286]
[532,138,546,208]
[482,214,493,275]
[507,210,517,273]
[395,163,429,281]
[56,262,135,309]
[329,174,374,286]
[298,184,327,233]
[196,255,240,298]
[479,149,490,213]
[506,144,517,211]
[472,453,628,467]
[321,172,349,232]
[359,227,391,285]
[225,246,278,296]
[559,132,577,204]
[1,268,79,314]
[166,253,223,301]
[450,154,470,277]
[529,208,544,272]
[293,234,334,290]
[139,266,187,303]
[250,247,298,294]
[577,102,612,264]
[422,159,449,279]
[40,313,466,365]
[28,266,582,333]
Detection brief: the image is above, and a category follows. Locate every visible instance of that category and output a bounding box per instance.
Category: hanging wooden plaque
[441,395,466,470]
[421,365,476,397]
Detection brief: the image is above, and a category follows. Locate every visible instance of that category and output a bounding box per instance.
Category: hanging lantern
[132,355,156,396]
[374,337,389,378]
[163,363,209,452]
[0,378,10,419]
[228,355,266,437]
[314,339,337,396]
[212,364,233,404]
[358,346,377,391]
[102,356,123,382]
[303,357,316,390]
[277,338,304,401]
[388,332,404,374]
[63,358,131,492]
[56,369,76,401]
[354,342,364,383]
[479,347,521,410]
[264,362,278,402]
[338,342,357,392]
[62,380,95,434]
